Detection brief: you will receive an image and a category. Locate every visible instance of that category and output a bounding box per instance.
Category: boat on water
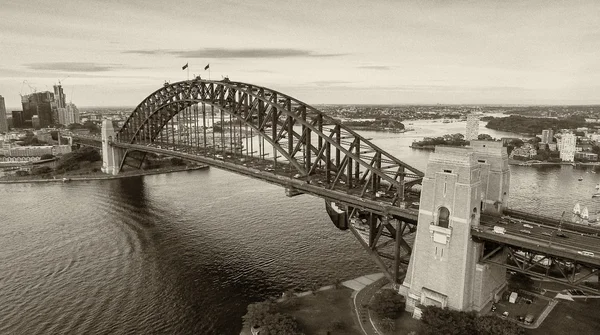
[593,184,600,198]
[573,203,581,215]
[578,177,583,181]
[582,207,589,220]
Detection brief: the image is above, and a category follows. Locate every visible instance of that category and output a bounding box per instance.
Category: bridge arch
[118,78,423,197]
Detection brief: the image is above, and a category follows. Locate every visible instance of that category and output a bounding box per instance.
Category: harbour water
[2,120,599,334]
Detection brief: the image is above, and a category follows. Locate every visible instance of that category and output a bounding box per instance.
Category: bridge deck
[476,214,600,266]
[112,141,421,222]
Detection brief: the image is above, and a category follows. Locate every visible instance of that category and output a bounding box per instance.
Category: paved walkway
[342,273,388,335]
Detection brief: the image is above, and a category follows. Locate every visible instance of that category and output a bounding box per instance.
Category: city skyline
[1,0,599,109]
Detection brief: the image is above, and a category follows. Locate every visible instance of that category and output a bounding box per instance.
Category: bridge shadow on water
[102,175,285,334]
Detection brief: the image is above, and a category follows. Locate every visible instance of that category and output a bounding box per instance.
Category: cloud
[358,65,392,70]
[25,62,118,72]
[122,49,163,55]
[123,48,346,59]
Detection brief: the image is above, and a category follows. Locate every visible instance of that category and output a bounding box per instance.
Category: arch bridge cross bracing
[117,78,423,209]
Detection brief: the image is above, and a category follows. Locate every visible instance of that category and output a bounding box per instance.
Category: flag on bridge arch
[204,64,210,70]
[182,63,188,70]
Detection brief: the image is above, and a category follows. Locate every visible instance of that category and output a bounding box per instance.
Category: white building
[558,133,576,162]
[465,113,480,141]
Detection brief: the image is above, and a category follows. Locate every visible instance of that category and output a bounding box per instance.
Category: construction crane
[19,80,37,102]
[20,80,36,95]
[58,76,70,86]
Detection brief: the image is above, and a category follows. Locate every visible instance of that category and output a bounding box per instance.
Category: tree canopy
[486,115,586,134]
[419,306,524,335]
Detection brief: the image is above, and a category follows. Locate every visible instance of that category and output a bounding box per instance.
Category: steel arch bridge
[101,78,423,284]
[74,78,600,293]
[118,78,423,192]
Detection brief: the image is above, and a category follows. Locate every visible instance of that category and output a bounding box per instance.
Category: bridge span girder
[117,78,424,201]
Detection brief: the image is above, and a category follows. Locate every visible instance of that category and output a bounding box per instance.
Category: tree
[170,157,186,166]
[475,315,524,335]
[242,301,273,329]
[420,306,525,335]
[242,302,303,335]
[477,134,494,141]
[420,306,477,335]
[32,166,53,175]
[55,147,101,172]
[260,313,302,335]
[379,317,396,331]
[368,289,406,319]
[509,272,534,291]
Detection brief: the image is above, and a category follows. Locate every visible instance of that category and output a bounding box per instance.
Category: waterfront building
[575,152,598,161]
[509,143,537,159]
[52,145,71,155]
[541,129,554,144]
[558,133,576,162]
[465,113,479,141]
[0,95,8,133]
[7,145,53,157]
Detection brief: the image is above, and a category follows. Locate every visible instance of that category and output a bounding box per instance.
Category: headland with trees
[1,146,206,183]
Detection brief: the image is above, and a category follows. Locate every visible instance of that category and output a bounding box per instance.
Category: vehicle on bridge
[493,226,506,234]
[578,251,594,257]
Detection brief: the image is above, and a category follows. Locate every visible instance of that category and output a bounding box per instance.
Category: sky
[1,0,599,109]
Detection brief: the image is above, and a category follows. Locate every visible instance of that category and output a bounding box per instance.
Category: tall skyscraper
[12,111,24,128]
[21,91,56,128]
[541,129,554,144]
[67,102,80,124]
[0,95,7,133]
[465,113,480,141]
[53,84,66,108]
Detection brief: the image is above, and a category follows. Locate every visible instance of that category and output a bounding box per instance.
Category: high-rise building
[0,95,7,133]
[31,115,40,129]
[541,129,554,144]
[53,84,66,108]
[21,91,56,128]
[558,133,576,162]
[12,111,24,128]
[465,113,480,141]
[67,102,80,124]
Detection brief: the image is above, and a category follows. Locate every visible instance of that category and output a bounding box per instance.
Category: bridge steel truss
[118,79,423,197]
[112,78,425,285]
[477,238,600,294]
[346,208,416,285]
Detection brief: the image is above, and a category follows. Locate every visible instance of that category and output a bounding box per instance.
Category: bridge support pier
[399,142,508,315]
[101,119,125,175]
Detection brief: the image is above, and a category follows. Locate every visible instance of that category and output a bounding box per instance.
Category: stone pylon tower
[101,119,123,175]
[399,142,507,314]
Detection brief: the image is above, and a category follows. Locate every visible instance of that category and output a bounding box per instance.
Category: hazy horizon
[2,0,599,108]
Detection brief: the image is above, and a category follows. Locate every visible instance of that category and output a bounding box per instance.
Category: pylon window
[438,207,450,228]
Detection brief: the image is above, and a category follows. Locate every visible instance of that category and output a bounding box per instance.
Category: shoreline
[0,165,209,184]
[508,159,600,167]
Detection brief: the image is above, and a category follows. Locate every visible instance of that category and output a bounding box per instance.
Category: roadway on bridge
[475,214,600,266]
[110,140,421,221]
